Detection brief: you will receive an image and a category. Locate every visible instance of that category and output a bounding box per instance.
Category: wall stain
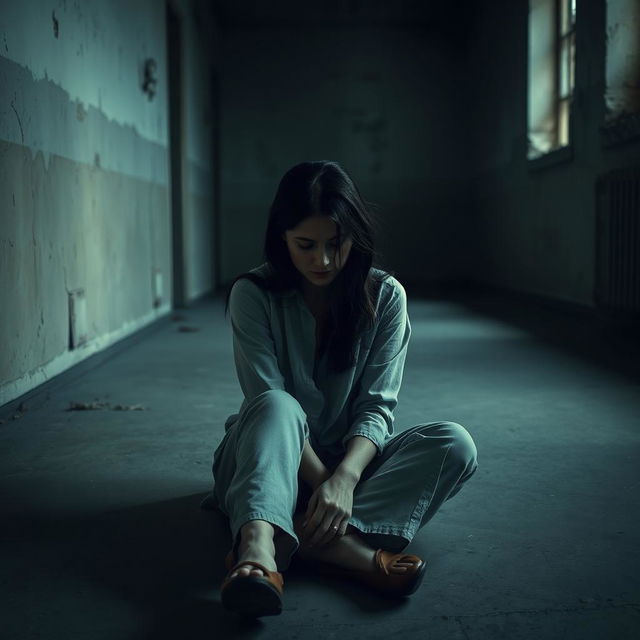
[370,160,383,174]
[351,115,387,134]
[52,11,59,39]
[76,101,87,121]
[350,114,389,156]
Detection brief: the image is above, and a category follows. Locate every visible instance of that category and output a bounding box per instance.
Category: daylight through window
[528,0,576,159]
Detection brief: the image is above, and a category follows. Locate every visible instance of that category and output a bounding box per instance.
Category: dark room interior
[1,0,639,638]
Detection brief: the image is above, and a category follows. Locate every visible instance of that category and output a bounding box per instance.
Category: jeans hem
[347,516,415,543]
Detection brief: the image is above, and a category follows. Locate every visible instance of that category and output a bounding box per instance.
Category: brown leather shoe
[296,549,427,597]
[220,551,284,617]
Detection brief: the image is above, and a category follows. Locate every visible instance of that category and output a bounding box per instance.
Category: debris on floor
[67,401,110,410]
[112,404,146,411]
[1,401,29,423]
[178,325,200,332]
[67,401,147,411]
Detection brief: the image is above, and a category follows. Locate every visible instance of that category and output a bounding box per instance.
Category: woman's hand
[301,471,357,548]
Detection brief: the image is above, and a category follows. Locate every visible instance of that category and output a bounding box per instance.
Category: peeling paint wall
[605,0,640,119]
[0,0,218,406]
[218,26,468,285]
[465,0,640,307]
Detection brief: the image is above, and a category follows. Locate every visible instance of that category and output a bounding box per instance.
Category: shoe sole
[221,575,283,617]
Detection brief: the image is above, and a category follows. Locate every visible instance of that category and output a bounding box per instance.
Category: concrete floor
[1,288,639,639]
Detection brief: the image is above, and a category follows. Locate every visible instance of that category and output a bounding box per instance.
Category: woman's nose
[314,248,331,266]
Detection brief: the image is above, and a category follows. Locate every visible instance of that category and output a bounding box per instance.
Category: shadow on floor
[439,288,640,381]
[5,492,419,638]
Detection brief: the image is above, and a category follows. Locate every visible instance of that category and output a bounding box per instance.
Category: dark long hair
[224,160,393,374]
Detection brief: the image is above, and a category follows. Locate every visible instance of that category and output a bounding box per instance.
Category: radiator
[595,167,640,311]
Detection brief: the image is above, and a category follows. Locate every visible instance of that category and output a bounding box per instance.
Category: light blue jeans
[200,389,479,571]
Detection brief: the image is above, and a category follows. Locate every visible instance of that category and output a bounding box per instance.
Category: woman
[200,160,479,617]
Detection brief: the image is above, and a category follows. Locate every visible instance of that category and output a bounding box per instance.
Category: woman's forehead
[290,215,338,237]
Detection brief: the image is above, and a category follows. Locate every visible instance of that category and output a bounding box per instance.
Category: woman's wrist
[299,438,332,491]
[311,467,332,491]
[331,465,360,489]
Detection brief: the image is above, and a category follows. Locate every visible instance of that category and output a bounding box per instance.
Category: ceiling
[209,0,477,31]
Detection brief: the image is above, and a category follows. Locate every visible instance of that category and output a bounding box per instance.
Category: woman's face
[282,215,353,288]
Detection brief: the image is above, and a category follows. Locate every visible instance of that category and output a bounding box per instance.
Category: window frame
[527,0,577,167]
[555,0,576,149]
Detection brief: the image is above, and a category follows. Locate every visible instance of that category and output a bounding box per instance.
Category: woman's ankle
[301,533,376,571]
[240,519,275,541]
[236,535,277,571]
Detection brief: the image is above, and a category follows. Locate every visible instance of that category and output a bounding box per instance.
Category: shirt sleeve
[342,280,411,457]
[228,277,286,402]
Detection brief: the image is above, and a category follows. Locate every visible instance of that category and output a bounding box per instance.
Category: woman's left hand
[302,472,356,548]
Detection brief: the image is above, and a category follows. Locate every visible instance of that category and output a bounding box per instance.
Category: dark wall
[218,25,469,285]
[464,0,639,308]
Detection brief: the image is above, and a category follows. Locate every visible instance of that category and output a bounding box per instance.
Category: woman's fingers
[315,517,345,547]
[302,504,322,542]
[306,509,334,546]
[306,512,334,546]
[307,512,349,547]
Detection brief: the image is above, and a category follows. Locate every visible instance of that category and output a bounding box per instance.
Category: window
[527,0,576,159]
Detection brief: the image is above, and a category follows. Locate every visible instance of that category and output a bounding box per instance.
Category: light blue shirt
[225,262,411,462]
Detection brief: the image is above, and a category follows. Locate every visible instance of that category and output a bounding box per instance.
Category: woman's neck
[300,281,331,316]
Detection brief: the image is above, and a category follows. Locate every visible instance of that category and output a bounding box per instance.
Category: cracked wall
[0,0,218,405]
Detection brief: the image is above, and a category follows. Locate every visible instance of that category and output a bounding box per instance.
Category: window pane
[528,0,557,158]
[560,36,571,97]
[558,99,570,146]
[560,0,576,36]
[569,32,575,93]
[561,0,570,34]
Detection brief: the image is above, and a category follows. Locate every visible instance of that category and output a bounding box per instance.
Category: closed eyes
[297,242,339,251]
